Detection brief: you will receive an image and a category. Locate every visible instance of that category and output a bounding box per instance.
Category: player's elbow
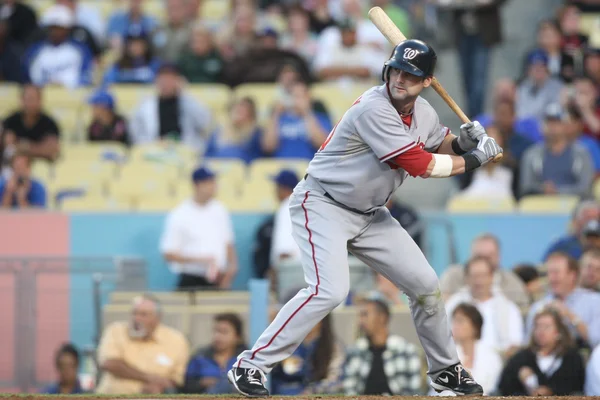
[390,148,433,178]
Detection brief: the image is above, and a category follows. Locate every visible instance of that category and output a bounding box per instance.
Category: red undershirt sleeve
[387,146,433,177]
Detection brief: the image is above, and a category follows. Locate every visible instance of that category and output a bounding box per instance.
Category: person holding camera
[0,152,46,209]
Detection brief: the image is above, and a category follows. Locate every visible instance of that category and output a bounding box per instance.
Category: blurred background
[1,0,600,396]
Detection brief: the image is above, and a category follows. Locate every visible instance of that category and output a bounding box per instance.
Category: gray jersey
[307,84,449,213]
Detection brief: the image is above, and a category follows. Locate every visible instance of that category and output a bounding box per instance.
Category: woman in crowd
[178,22,223,83]
[204,97,263,163]
[183,313,246,394]
[450,303,503,395]
[86,90,130,145]
[279,5,318,66]
[498,307,585,396]
[103,32,161,85]
[270,313,344,395]
[532,19,575,82]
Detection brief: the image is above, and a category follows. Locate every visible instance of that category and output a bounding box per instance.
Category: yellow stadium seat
[111,163,179,204]
[60,194,131,212]
[111,85,156,115]
[137,195,181,212]
[144,0,166,22]
[60,143,129,162]
[248,158,309,182]
[42,86,91,110]
[201,0,231,21]
[310,81,374,122]
[579,13,600,36]
[233,83,278,122]
[31,160,53,182]
[80,0,120,19]
[52,108,82,138]
[129,142,199,168]
[173,179,245,212]
[447,196,516,213]
[187,84,232,119]
[594,179,600,202]
[0,83,20,117]
[53,158,115,184]
[518,195,580,214]
[241,178,278,212]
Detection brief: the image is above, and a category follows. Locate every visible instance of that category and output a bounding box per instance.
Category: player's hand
[471,135,503,166]
[458,121,486,151]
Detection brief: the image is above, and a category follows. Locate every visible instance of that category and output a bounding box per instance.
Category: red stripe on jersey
[379,141,416,161]
[389,146,433,177]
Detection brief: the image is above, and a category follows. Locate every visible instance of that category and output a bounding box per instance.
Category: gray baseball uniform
[236,84,459,379]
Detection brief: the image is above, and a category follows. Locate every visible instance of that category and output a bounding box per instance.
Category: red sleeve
[386,146,433,177]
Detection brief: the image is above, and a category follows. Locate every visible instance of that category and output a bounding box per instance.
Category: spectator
[41,343,85,394]
[152,0,192,63]
[371,0,411,37]
[262,81,330,159]
[2,84,60,162]
[160,166,238,290]
[279,5,318,66]
[0,0,38,47]
[313,19,381,82]
[183,313,246,394]
[580,249,600,291]
[584,46,600,88]
[586,344,600,395]
[526,251,600,349]
[204,97,262,163]
[440,234,529,310]
[23,5,93,88]
[343,298,421,395]
[567,77,600,139]
[215,4,257,61]
[86,90,130,146]
[96,294,190,394]
[459,125,514,200]
[558,4,588,58]
[130,63,212,150]
[106,0,158,50]
[543,200,600,260]
[271,313,344,395]
[386,199,423,249]
[564,103,600,173]
[56,0,105,44]
[0,20,21,82]
[450,304,502,395]
[581,219,600,252]
[305,0,335,34]
[0,153,45,209]
[516,50,564,122]
[368,273,407,306]
[102,32,160,85]
[177,22,223,84]
[252,214,275,280]
[444,256,524,355]
[498,308,585,396]
[533,20,575,82]
[513,264,544,304]
[519,103,593,198]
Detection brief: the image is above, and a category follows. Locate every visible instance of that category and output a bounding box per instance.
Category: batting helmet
[382,39,437,81]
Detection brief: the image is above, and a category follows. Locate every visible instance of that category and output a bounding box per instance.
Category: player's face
[388,68,431,101]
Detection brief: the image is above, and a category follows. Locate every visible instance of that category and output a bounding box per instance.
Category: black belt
[304,174,376,216]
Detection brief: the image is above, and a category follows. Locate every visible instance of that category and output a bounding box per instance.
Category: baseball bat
[368,6,503,162]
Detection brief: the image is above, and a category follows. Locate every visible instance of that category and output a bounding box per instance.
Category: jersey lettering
[319,95,362,151]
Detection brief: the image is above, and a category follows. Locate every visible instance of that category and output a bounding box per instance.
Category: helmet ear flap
[382,65,389,83]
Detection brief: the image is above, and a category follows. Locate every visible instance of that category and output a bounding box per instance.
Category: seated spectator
[450,304,502,395]
[152,0,192,63]
[567,77,600,139]
[498,308,585,396]
[586,344,600,395]
[0,158,48,213]
[177,22,223,84]
[41,343,85,394]
[205,97,262,163]
[580,249,600,292]
[160,167,237,290]
[305,0,335,34]
[279,5,318,66]
[23,5,93,88]
[262,81,330,159]
[106,0,158,50]
[585,46,600,88]
[444,257,524,355]
[2,84,60,162]
[343,297,421,395]
[102,32,160,85]
[519,103,593,198]
[86,90,130,145]
[386,198,423,249]
[581,219,600,252]
[526,251,600,349]
[0,20,23,83]
[183,313,246,394]
[532,20,575,82]
[558,4,588,57]
[314,19,381,82]
[215,4,258,61]
[96,294,190,394]
[271,313,344,395]
[513,264,544,304]
[0,0,38,47]
[459,125,514,200]
[516,50,563,122]
[564,104,600,173]
[543,200,600,260]
[56,0,104,44]
[440,234,529,310]
[130,63,212,150]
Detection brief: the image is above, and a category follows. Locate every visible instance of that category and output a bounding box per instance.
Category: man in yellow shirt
[95,294,190,394]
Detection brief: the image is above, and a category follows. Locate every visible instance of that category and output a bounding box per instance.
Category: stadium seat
[518,195,580,214]
[0,83,20,117]
[247,158,309,182]
[102,304,190,335]
[111,85,156,115]
[137,195,181,212]
[189,305,250,350]
[389,306,420,348]
[129,142,199,168]
[203,158,246,187]
[579,13,600,36]
[60,194,131,212]
[144,0,166,22]
[310,81,375,122]
[201,0,231,22]
[446,196,516,213]
[187,84,232,120]
[80,0,120,20]
[51,160,116,196]
[111,163,179,203]
[42,86,91,110]
[109,291,192,306]
[331,308,359,347]
[241,178,279,212]
[31,160,53,182]
[594,179,600,202]
[233,83,278,122]
[60,143,128,162]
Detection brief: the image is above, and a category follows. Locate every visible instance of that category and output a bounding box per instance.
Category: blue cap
[260,27,278,38]
[272,169,299,189]
[192,166,215,182]
[88,90,114,110]
[527,49,549,67]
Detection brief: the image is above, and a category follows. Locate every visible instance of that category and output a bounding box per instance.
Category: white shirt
[445,289,524,352]
[270,196,301,266]
[75,4,105,43]
[160,199,234,277]
[460,166,513,199]
[585,345,600,395]
[457,341,503,395]
[313,40,382,79]
[27,40,92,88]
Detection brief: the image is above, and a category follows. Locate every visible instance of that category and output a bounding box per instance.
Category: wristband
[462,153,481,172]
[452,137,467,155]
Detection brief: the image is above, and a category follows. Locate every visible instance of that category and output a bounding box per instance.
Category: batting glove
[471,135,503,166]
[458,121,486,151]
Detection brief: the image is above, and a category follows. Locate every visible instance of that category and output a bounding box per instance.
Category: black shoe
[431,364,484,396]
[228,367,270,397]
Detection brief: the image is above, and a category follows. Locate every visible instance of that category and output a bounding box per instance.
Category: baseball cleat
[228,367,270,397]
[431,363,484,396]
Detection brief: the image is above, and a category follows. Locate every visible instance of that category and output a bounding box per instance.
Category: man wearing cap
[160,166,237,290]
[516,50,564,122]
[519,103,593,198]
[22,4,93,88]
[87,90,130,145]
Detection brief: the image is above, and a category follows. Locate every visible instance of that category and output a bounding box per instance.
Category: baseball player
[228,39,502,397]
